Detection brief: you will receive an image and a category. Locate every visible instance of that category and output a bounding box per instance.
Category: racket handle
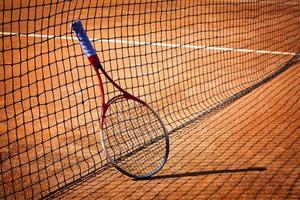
[71,20,101,67]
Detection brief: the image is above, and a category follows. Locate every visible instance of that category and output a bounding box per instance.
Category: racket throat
[123,91,134,99]
[87,55,138,101]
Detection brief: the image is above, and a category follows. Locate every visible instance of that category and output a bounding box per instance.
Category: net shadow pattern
[48,62,300,199]
[0,0,300,199]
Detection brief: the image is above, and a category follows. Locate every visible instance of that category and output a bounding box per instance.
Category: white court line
[255,0,299,6]
[228,0,300,6]
[0,31,296,56]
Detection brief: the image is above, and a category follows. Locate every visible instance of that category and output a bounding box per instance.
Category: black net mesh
[0,0,299,199]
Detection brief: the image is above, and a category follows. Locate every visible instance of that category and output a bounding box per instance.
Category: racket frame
[101,95,169,179]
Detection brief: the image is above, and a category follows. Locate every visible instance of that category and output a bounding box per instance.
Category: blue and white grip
[71,20,96,57]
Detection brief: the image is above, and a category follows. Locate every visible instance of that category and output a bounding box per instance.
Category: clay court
[1,0,300,199]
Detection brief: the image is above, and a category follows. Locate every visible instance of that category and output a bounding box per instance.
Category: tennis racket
[71,20,169,179]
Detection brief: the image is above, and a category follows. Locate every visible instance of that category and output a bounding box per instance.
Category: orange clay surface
[53,63,300,199]
[0,1,299,199]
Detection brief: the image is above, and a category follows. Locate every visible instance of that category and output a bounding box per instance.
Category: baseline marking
[0,31,296,56]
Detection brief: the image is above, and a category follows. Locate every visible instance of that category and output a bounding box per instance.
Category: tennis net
[1,0,300,199]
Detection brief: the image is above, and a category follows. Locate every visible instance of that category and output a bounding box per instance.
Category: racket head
[101,95,169,179]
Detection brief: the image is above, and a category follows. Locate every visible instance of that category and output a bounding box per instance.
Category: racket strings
[102,97,168,177]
